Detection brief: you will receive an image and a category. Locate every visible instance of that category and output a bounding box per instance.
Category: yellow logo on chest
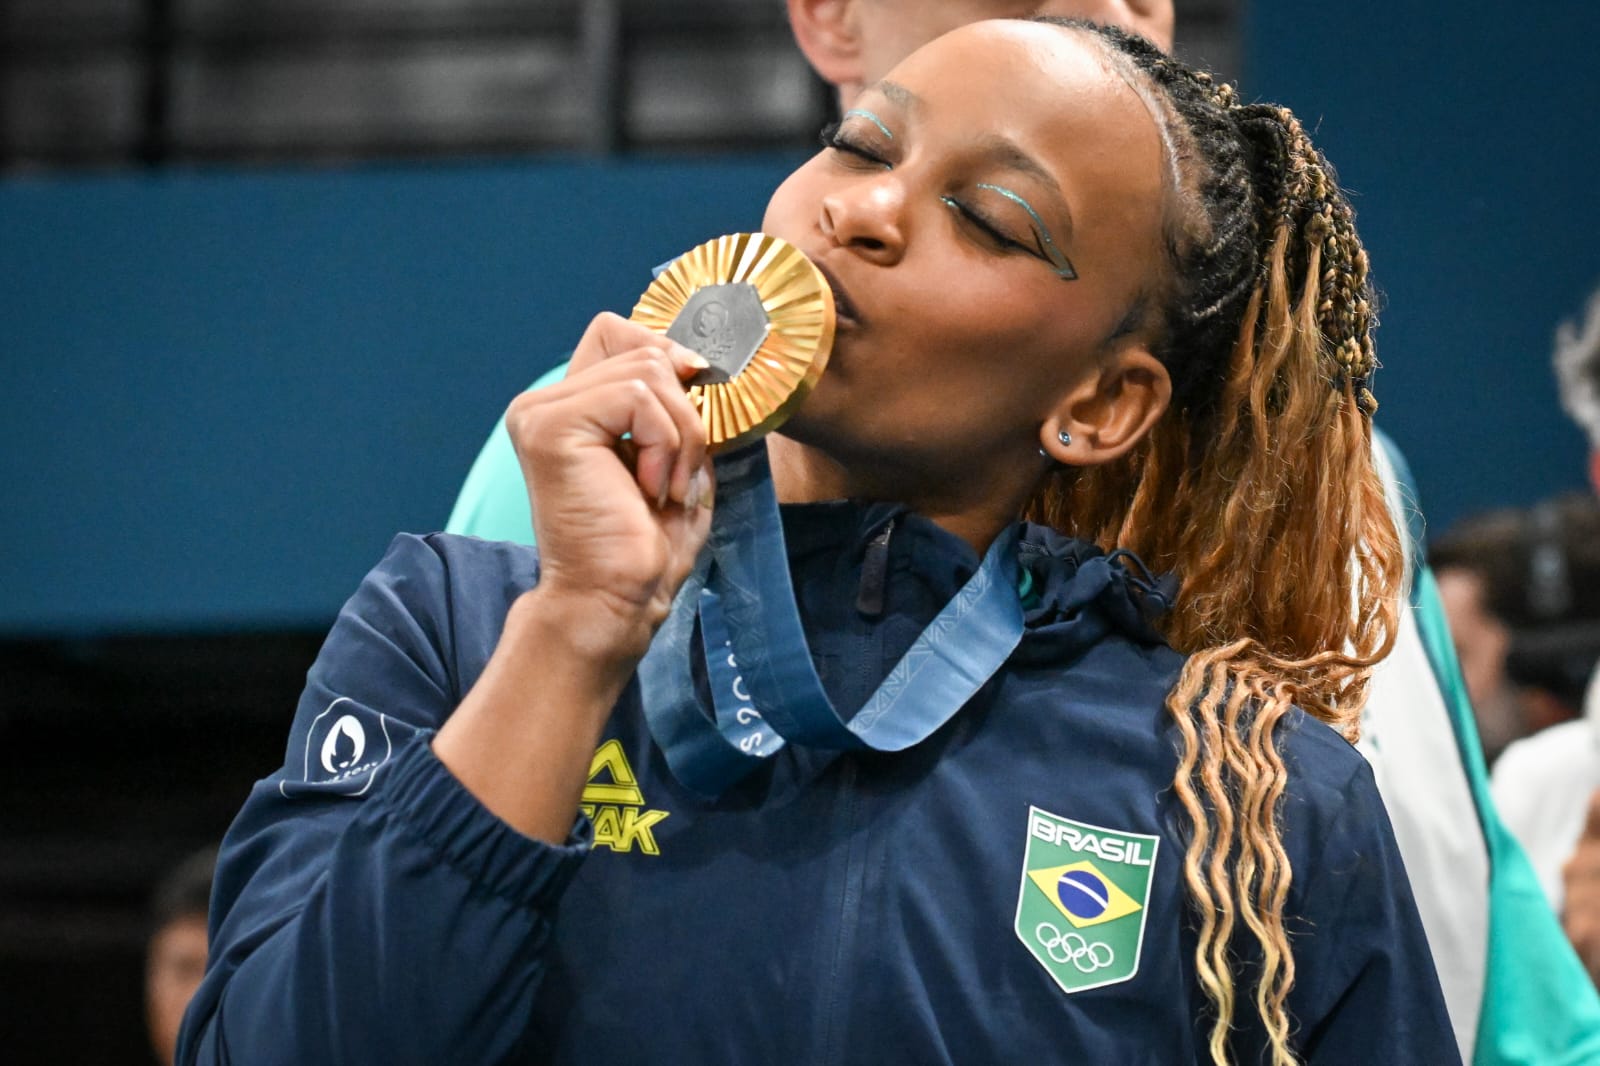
[581,739,670,855]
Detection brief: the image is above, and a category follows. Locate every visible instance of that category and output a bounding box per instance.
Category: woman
[179,19,1454,1066]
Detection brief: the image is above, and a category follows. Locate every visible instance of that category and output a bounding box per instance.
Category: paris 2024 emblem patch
[1015,806,1160,994]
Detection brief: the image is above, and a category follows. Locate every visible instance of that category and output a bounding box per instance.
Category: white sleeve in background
[1357,438,1487,1063]
[1492,672,1600,913]
[1359,604,1488,1061]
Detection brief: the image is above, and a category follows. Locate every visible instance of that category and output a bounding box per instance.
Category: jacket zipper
[856,519,895,618]
[818,518,889,1055]
[819,757,867,1061]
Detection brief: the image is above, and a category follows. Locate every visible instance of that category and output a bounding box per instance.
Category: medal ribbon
[637,443,1025,796]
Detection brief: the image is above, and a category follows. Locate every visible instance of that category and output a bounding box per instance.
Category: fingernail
[685,468,711,510]
[676,344,711,370]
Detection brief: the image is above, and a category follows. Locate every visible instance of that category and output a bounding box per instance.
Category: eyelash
[816,122,1038,260]
[941,197,1030,255]
[819,122,890,168]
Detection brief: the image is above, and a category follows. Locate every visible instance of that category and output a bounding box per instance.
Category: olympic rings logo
[1035,923,1115,973]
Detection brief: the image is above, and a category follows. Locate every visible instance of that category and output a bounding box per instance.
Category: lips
[813,261,863,326]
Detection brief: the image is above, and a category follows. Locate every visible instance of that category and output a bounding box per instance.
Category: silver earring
[1057,430,1073,447]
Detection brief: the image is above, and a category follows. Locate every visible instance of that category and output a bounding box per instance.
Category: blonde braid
[1028,21,1402,1065]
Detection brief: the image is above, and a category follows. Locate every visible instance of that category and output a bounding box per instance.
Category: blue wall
[1246,1,1599,534]
[1,159,801,632]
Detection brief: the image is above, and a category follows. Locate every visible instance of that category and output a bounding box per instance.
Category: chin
[781,369,850,443]
[772,405,830,451]
[774,410,886,485]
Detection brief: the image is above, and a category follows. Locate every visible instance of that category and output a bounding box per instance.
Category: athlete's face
[761,22,1167,486]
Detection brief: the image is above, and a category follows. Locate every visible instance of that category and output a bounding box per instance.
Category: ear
[1039,347,1172,466]
[786,0,867,99]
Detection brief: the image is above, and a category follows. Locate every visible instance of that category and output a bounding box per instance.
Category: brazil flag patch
[1015,806,1159,994]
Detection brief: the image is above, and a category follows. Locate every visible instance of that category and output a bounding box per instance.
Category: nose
[819,178,906,266]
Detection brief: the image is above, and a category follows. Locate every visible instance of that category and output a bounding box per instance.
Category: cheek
[761,163,823,238]
[902,271,1089,384]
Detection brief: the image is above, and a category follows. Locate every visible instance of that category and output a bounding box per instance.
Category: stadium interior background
[3,2,1597,1060]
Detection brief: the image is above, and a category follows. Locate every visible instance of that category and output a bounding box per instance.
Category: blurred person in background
[784,0,1172,110]
[439,2,1600,1061]
[1435,497,1600,766]
[1493,284,1600,982]
[146,847,216,1066]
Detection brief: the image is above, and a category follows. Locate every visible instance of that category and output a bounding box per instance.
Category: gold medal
[630,232,835,453]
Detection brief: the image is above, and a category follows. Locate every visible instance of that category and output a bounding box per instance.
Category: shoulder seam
[420,533,463,707]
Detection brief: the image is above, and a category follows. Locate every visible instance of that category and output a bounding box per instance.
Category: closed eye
[974,183,1077,280]
[941,196,1032,255]
[819,123,892,170]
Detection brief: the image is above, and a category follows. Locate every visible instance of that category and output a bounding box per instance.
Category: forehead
[884,22,1165,210]
[844,22,1165,313]
[886,20,1152,128]
[870,21,1168,299]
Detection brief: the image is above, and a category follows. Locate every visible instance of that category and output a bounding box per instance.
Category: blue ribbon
[637,443,1025,796]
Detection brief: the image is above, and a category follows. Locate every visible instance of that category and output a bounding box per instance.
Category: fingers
[508,346,710,507]
[577,348,709,506]
[529,314,711,503]
[568,312,708,383]
[659,462,717,582]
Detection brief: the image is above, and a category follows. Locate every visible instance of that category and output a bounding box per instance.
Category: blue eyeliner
[843,108,894,140]
[975,183,1077,280]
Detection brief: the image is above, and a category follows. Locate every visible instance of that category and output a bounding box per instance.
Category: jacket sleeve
[176,533,591,1066]
[1287,756,1463,1065]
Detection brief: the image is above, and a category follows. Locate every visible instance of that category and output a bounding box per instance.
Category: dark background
[4,1,1596,1062]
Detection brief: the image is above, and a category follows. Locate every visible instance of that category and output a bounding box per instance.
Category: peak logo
[280,698,394,798]
[581,740,669,855]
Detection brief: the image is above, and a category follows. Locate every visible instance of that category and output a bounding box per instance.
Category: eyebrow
[967,136,1071,236]
[870,80,921,112]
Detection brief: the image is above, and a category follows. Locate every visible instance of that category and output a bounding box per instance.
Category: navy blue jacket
[179,503,1458,1065]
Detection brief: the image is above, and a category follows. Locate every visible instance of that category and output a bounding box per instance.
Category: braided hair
[1025,20,1402,1065]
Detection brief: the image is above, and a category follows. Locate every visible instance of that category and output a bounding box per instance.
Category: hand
[506,312,714,659]
[1562,788,1600,984]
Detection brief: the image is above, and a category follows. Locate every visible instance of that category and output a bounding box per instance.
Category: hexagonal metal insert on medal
[666,282,772,385]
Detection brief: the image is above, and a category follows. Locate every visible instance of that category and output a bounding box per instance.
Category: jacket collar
[776,500,1173,667]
